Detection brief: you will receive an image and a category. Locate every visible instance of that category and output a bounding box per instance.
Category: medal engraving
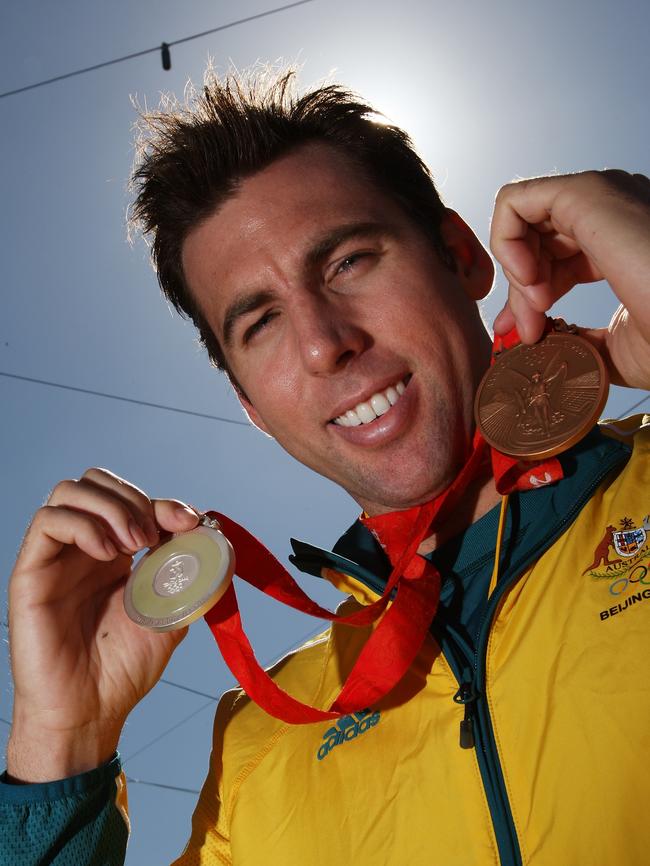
[153,553,201,597]
[475,332,609,459]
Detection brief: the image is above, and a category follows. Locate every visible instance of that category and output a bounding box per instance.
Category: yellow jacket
[174,416,650,866]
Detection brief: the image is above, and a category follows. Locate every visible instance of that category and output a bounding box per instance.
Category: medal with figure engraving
[124,515,235,631]
[475,322,609,459]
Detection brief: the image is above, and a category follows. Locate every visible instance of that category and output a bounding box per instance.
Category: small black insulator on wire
[161,42,171,71]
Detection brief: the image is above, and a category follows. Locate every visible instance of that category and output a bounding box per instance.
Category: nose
[293,294,368,376]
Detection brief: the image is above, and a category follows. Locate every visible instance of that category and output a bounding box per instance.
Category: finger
[48,478,150,553]
[582,314,649,390]
[538,230,582,261]
[504,279,547,344]
[551,252,604,291]
[491,225,541,287]
[491,177,566,284]
[576,324,631,389]
[504,243,605,321]
[151,499,201,535]
[17,505,129,571]
[80,468,159,545]
[82,470,200,544]
[503,259,562,315]
[493,303,516,336]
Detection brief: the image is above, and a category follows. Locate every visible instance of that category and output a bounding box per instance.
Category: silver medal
[124,515,235,632]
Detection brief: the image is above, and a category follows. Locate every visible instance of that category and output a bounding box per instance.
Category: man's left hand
[490,169,650,390]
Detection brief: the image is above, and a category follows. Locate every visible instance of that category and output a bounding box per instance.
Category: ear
[232,383,272,436]
[440,209,494,301]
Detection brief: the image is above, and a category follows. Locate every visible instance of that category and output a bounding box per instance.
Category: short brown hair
[130,68,451,370]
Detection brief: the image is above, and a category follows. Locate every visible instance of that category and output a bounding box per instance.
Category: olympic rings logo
[609,564,650,596]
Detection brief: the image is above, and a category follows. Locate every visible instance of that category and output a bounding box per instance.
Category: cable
[123,625,325,765]
[0,370,249,427]
[0,0,316,100]
[125,776,200,795]
[2,367,647,431]
[1,361,647,780]
[169,1,313,49]
[0,713,203,797]
[615,393,650,418]
[159,624,327,702]
[122,699,215,764]
[160,678,218,701]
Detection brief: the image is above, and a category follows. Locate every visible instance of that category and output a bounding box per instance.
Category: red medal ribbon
[204,326,563,724]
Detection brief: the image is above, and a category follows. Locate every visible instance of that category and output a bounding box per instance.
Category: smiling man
[181,143,494,515]
[3,71,650,866]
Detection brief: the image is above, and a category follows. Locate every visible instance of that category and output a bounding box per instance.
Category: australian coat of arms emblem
[613,517,649,558]
[583,515,650,578]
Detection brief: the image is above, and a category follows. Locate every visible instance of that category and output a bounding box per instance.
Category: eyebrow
[221,220,390,347]
[222,290,275,347]
[304,220,389,270]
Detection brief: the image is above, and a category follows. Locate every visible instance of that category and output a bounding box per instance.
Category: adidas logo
[316,709,381,761]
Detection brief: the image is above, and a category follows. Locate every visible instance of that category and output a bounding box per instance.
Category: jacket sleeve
[0,754,129,866]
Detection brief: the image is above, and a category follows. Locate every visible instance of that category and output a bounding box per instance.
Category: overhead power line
[161,678,218,701]
[126,776,200,795]
[0,370,249,427]
[0,0,316,100]
[616,393,650,418]
[158,624,327,703]
[0,710,201,793]
[123,699,215,764]
[123,625,325,766]
[1,368,647,428]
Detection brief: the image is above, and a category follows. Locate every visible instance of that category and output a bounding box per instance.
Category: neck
[416,467,501,556]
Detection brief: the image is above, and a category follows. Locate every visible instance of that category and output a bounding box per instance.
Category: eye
[335,252,368,275]
[243,310,277,344]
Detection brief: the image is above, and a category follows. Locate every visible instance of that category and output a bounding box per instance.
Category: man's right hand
[6,468,200,783]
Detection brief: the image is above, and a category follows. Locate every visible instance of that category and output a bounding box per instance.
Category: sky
[1,0,649,862]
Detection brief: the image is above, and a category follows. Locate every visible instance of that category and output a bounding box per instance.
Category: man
[2,70,650,865]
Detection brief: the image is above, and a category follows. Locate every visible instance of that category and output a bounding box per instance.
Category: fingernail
[175,504,198,522]
[104,538,118,558]
[129,520,147,548]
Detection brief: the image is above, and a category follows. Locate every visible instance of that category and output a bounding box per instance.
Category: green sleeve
[0,753,128,866]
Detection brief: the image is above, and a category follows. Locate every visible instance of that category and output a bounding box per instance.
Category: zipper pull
[454,682,477,750]
[459,709,475,749]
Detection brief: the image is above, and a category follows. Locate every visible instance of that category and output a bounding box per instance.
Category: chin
[326,410,467,512]
[352,465,456,514]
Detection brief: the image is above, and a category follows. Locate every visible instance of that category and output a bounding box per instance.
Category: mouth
[331,375,412,427]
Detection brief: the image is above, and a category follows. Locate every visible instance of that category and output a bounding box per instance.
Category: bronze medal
[475,326,609,459]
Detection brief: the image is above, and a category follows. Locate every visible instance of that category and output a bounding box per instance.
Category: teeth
[356,401,376,424]
[333,378,408,427]
[370,393,390,415]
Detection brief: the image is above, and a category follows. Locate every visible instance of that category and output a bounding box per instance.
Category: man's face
[182,144,493,514]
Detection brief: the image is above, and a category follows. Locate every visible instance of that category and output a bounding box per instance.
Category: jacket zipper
[455,680,477,749]
[293,434,630,865]
[435,447,627,866]
[434,618,521,865]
